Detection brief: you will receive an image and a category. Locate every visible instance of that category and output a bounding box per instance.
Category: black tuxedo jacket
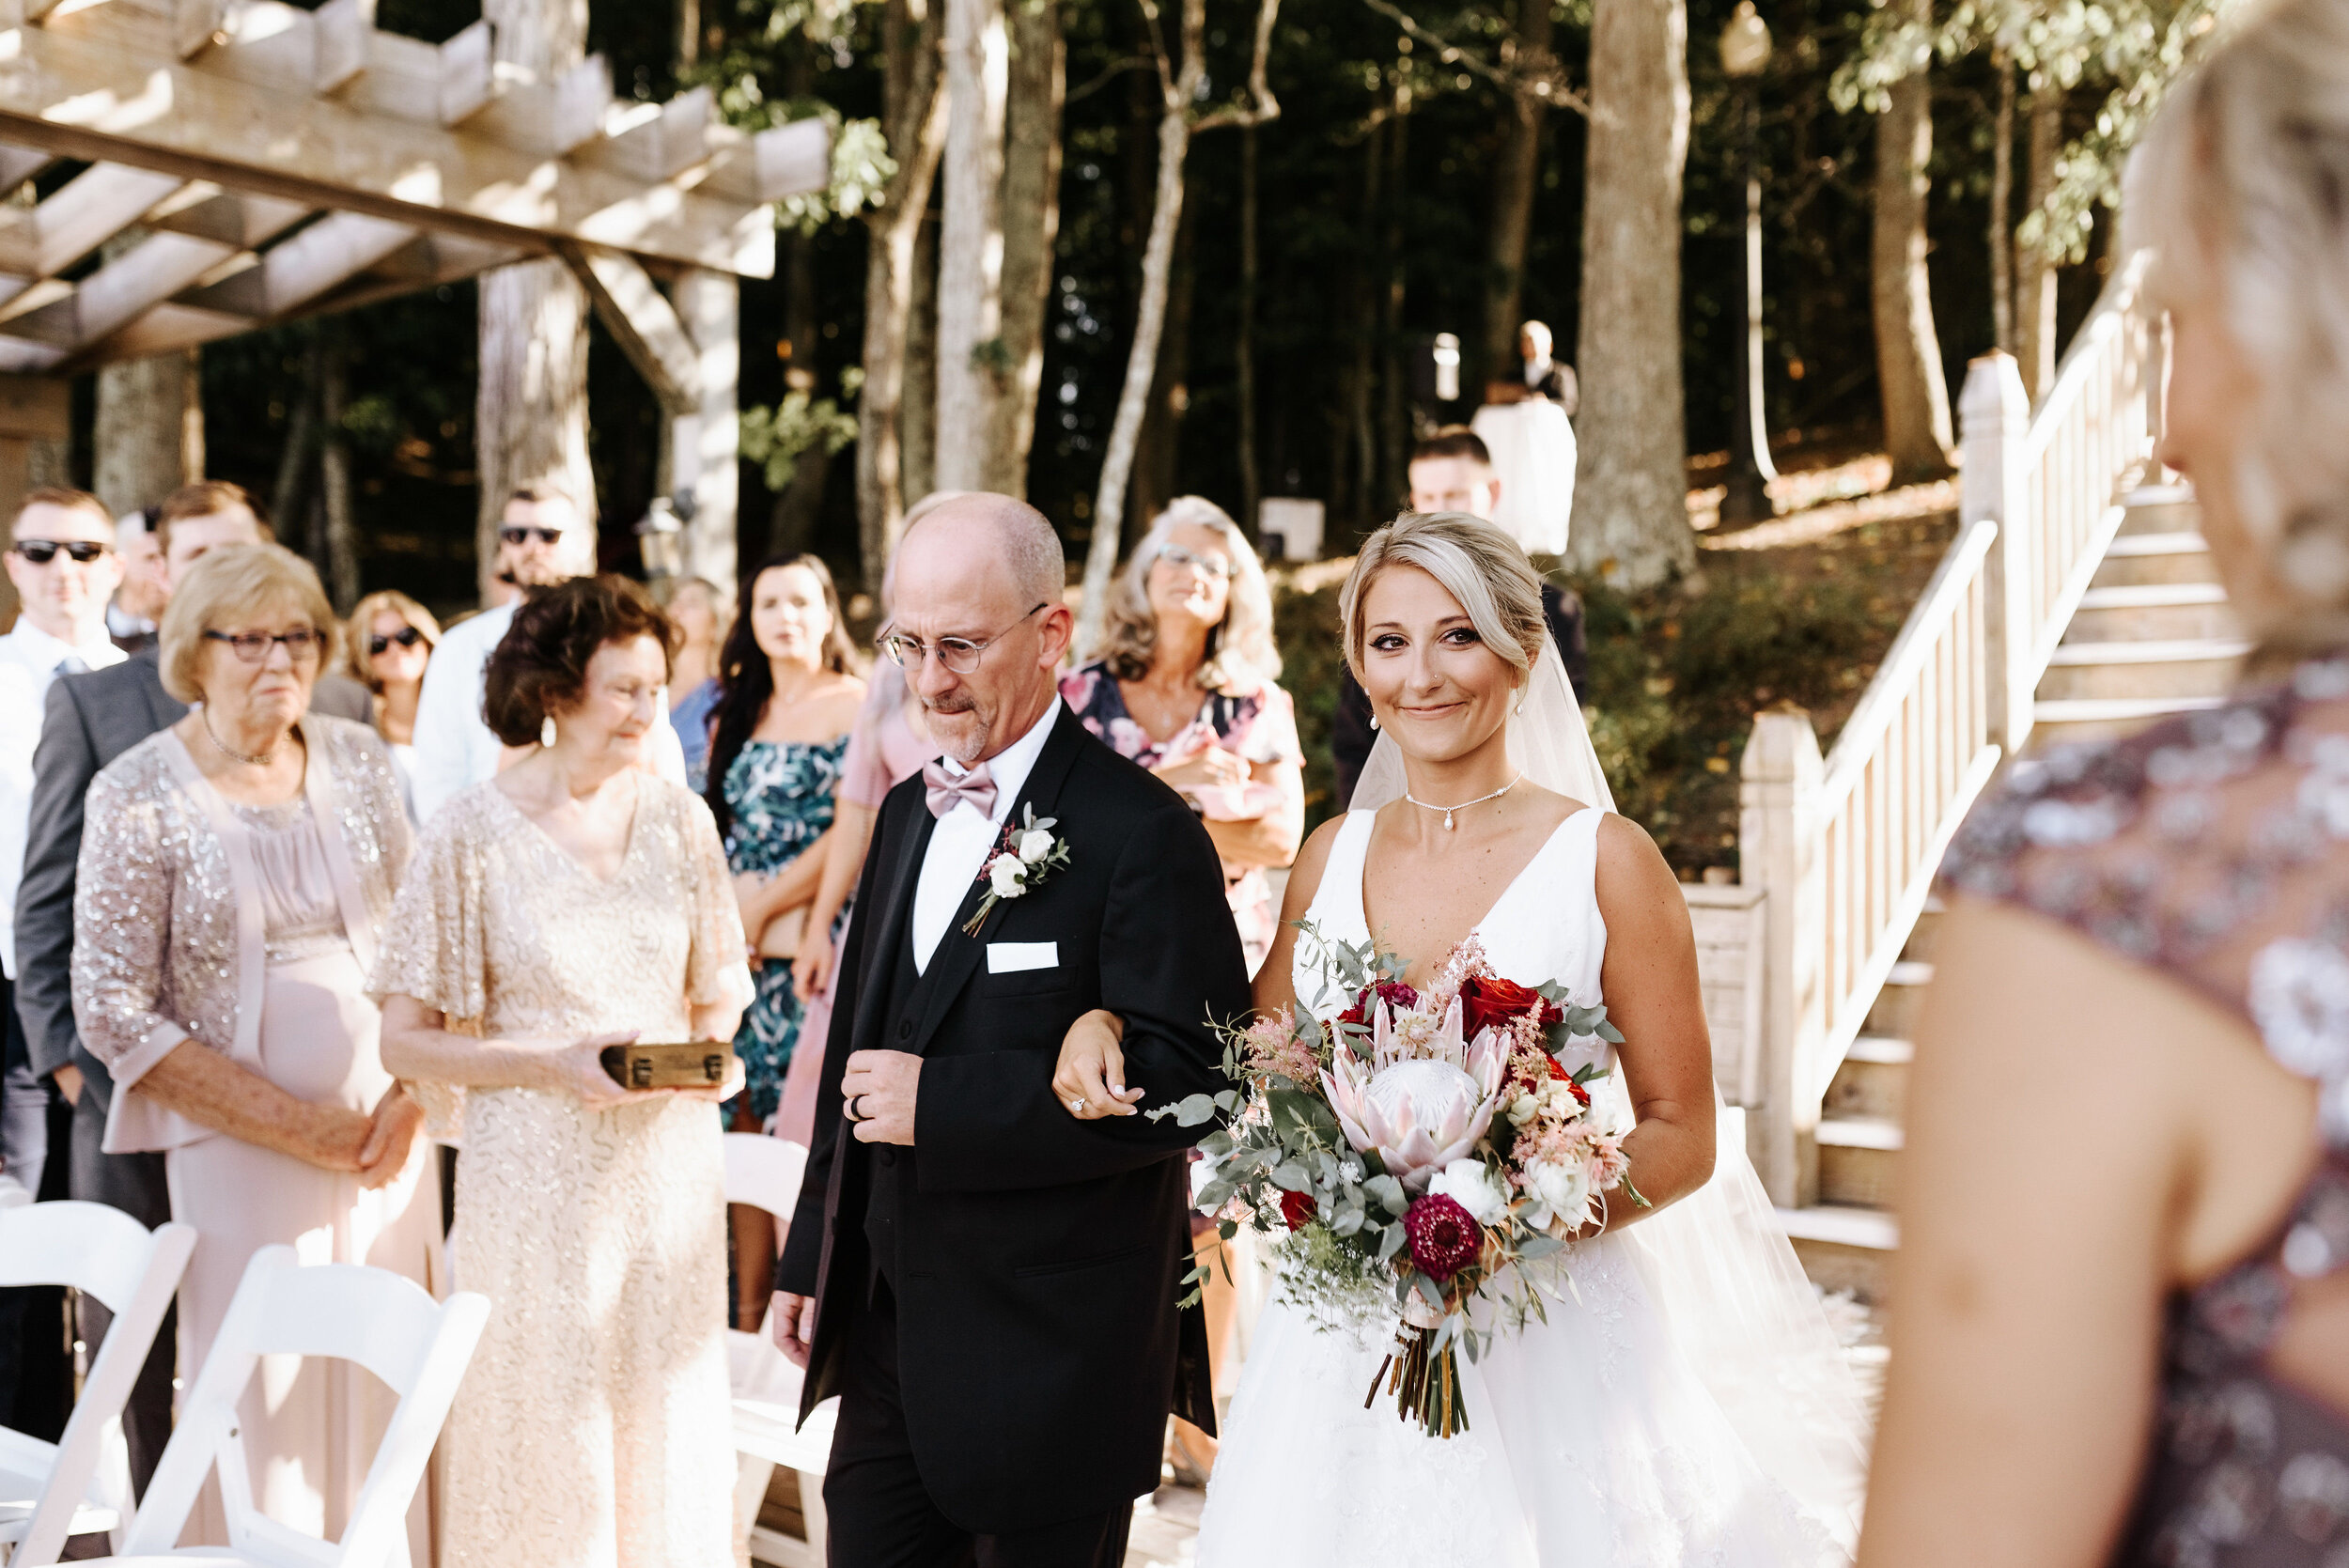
[775,702,1248,1533]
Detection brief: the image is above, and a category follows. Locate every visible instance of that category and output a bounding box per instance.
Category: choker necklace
[198,705,279,768]
[1405,772,1522,831]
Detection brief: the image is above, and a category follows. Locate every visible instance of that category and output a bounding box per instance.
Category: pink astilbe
[1241,1009,1321,1086]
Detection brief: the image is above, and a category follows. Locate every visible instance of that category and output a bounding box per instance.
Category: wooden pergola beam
[0,18,795,276]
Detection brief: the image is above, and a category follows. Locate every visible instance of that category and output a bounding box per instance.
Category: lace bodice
[1943,654,2349,1567]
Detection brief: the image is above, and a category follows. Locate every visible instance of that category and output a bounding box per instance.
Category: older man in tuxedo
[771,493,1248,1566]
[11,480,367,1490]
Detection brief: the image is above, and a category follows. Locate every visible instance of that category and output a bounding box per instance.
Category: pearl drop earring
[540,715,558,748]
[1369,713,1380,731]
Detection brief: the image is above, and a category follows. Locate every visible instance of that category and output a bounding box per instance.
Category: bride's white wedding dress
[1195,804,1866,1566]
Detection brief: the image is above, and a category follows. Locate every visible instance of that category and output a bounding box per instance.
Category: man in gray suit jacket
[9,486,368,1491]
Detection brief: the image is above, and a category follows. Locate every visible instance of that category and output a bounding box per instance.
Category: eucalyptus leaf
[1270,1162,1311,1191]
[1377,1225,1406,1261]
[1171,1094,1219,1127]
[1363,1174,1408,1213]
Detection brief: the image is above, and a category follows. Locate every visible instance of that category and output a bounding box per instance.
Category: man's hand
[771,1291,817,1368]
[50,1064,82,1109]
[839,1049,920,1144]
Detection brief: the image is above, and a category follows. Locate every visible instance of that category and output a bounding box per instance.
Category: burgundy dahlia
[1404,1193,1481,1282]
[1337,980,1422,1030]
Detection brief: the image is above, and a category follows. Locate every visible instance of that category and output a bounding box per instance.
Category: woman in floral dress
[703,553,863,1320]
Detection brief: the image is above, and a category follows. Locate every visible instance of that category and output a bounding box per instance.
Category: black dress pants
[824,1281,1134,1568]
[68,1086,176,1495]
[0,981,73,1441]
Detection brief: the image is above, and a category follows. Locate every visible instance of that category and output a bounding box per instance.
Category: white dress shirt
[910,700,1063,973]
[0,619,125,977]
[407,598,687,823]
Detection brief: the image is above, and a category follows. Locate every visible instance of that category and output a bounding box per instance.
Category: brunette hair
[482,575,677,747]
[1411,427,1494,469]
[341,590,443,691]
[154,481,270,556]
[704,553,859,839]
[12,486,113,536]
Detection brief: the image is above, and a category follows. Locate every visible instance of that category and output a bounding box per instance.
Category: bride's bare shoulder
[1279,814,1353,921]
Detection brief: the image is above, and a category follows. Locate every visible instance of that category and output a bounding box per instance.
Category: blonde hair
[160,544,338,704]
[1338,511,1547,682]
[1092,496,1283,690]
[341,590,442,690]
[2129,0,2349,643]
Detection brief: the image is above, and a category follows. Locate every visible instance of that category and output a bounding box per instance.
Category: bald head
[890,491,1071,766]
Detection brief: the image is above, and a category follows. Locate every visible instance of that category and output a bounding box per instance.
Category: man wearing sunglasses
[10,480,368,1491]
[409,482,685,823]
[0,487,124,1436]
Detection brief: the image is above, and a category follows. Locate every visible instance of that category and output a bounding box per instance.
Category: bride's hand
[1052,1009,1142,1120]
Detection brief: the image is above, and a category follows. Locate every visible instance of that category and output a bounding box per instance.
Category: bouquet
[1151,921,1641,1436]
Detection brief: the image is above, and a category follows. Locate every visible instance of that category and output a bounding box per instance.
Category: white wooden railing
[1736,250,2164,1205]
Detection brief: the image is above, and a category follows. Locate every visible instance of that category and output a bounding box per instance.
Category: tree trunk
[1132,169,1199,527]
[1570,0,1693,589]
[1076,0,1201,655]
[94,349,202,519]
[477,0,594,601]
[855,0,949,592]
[2015,80,2061,400]
[904,211,941,504]
[272,329,320,535]
[1237,119,1261,535]
[1483,0,1554,384]
[1869,0,1953,483]
[770,226,832,558]
[985,0,1064,498]
[319,322,359,612]
[935,0,1009,489]
[1990,49,2015,352]
[677,0,700,68]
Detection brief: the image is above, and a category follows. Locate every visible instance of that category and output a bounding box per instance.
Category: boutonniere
[964,804,1073,937]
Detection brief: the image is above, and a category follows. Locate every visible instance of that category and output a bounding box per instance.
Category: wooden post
[1963,350,2033,755]
[1740,709,1826,1207]
[0,376,71,632]
[675,266,739,604]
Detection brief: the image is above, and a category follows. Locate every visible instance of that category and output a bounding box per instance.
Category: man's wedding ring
[1069,1094,1087,1113]
[847,1094,869,1123]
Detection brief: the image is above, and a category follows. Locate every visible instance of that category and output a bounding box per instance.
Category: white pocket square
[987,940,1058,974]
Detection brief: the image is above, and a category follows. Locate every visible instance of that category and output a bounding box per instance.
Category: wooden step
[2030,694,2226,748]
[1861,959,1933,1039]
[2066,582,2241,644]
[1780,1203,1899,1303]
[2036,637,2248,702]
[1825,1036,1911,1122]
[2115,489,2201,536]
[2089,533,2218,590]
[1817,1115,1902,1209]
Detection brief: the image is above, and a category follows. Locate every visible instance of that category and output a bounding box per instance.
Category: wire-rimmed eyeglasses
[204,629,326,664]
[877,603,1048,675]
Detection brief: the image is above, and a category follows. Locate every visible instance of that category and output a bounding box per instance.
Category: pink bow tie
[923,759,998,820]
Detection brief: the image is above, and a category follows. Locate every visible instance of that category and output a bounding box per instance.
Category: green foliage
[739,392,862,491]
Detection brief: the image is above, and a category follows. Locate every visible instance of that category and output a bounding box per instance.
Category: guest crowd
[0,434,1568,1556]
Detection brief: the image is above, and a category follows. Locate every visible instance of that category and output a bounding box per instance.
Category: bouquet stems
[1367,1325,1470,1436]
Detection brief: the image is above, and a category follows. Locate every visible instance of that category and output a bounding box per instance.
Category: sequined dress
[1943,653,2349,1568]
[719,736,847,1128]
[369,776,754,1568]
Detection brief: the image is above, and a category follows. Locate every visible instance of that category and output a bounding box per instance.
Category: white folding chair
[723,1133,837,1568]
[74,1246,488,1568]
[0,1202,194,1566]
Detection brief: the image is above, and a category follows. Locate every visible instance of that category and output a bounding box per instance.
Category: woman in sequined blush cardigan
[1860,9,2349,1568]
[70,544,438,1558]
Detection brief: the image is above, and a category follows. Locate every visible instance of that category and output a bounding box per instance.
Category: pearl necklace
[197,704,280,767]
[1404,772,1523,831]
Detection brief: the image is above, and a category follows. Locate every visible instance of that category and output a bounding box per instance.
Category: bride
[1054,511,1869,1563]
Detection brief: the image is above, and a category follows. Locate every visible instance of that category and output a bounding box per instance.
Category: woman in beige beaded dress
[71,544,437,1559]
[374,574,753,1568]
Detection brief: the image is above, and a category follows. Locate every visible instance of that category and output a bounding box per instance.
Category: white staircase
[1740,249,2174,1298]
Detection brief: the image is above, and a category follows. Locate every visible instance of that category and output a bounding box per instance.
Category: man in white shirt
[410,483,684,821]
[0,486,124,1423]
[105,507,165,654]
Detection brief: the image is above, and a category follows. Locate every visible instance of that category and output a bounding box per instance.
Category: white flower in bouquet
[1428,1158,1510,1224]
[1323,995,1509,1191]
[1015,827,1056,863]
[1521,1158,1592,1231]
[987,855,1029,898]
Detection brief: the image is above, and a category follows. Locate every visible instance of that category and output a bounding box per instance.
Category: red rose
[1279,1190,1317,1231]
[1404,1193,1481,1282]
[1337,980,1421,1030]
[1459,974,1562,1040]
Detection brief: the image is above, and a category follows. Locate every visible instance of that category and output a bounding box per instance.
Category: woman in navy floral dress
[703,554,863,1321]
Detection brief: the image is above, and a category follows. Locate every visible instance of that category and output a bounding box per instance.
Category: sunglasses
[368,626,425,656]
[498,525,566,547]
[204,629,326,664]
[12,539,111,566]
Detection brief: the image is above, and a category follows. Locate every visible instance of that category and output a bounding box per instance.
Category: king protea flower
[1322,995,1509,1190]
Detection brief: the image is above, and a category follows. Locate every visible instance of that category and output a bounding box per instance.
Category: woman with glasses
[341,589,440,819]
[703,553,864,1316]
[70,544,439,1558]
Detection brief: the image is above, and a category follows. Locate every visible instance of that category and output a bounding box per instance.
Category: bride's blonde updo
[1338,511,1548,683]
[2129,0,2349,641]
